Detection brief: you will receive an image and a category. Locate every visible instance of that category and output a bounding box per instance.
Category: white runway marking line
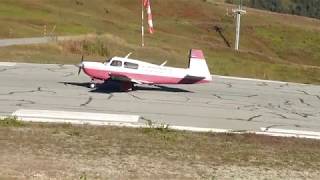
[12,109,140,125]
[260,127,320,139]
[5,110,320,140]
[160,126,320,140]
[168,125,230,133]
[0,62,16,66]
[212,75,290,85]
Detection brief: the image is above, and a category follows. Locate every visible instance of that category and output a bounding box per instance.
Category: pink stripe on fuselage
[83,68,209,84]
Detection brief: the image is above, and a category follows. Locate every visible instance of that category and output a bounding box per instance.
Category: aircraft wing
[130,78,154,85]
[108,73,153,84]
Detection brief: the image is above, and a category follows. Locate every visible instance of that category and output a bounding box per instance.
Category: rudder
[188,49,212,81]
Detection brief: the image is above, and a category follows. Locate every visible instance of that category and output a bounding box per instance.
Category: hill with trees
[226,0,320,19]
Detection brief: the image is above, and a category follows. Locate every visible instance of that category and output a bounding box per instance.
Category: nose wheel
[90,83,96,89]
[89,79,96,89]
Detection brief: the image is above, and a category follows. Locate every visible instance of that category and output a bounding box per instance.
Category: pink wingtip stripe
[191,49,204,59]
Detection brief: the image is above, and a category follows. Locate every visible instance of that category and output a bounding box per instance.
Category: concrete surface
[0,37,56,47]
[0,34,96,47]
[0,62,319,132]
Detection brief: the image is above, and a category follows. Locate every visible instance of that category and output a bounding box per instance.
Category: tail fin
[188,49,212,81]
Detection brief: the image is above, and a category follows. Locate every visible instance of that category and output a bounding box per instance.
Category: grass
[0,122,320,179]
[0,0,319,84]
[0,116,24,127]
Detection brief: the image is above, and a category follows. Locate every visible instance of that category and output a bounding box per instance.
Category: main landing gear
[120,82,134,91]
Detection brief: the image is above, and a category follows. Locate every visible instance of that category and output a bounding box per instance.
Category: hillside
[0,0,319,84]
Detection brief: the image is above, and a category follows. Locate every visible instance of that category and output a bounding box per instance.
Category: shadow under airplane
[59,81,193,93]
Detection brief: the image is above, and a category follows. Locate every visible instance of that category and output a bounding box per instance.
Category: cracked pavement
[0,63,320,132]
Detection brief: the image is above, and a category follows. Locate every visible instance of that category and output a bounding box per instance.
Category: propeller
[77,55,84,75]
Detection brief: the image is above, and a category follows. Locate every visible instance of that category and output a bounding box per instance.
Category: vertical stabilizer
[188,49,212,81]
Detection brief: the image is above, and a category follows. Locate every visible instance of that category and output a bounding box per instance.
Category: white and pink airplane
[77,49,212,91]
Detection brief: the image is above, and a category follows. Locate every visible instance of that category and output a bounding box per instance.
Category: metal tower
[232,0,246,51]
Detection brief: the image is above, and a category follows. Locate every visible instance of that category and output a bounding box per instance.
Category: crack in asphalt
[236,104,259,111]
[16,99,35,107]
[8,87,56,95]
[223,82,232,88]
[272,113,288,119]
[212,94,222,99]
[297,90,310,95]
[262,103,277,110]
[247,115,262,121]
[279,83,289,87]
[63,72,74,77]
[277,106,291,112]
[46,64,68,73]
[227,115,262,122]
[247,94,258,98]
[264,124,301,130]
[297,90,320,101]
[205,101,212,105]
[0,67,17,73]
[0,98,36,107]
[107,93,114,100]
[80,96,93,106]
[0,68,7,72]
[284,100,293,106]
[127,93,144,100]
[299,98,311,107]
[257,82,268,86]
[292,112,313,118]
[179,95,191,102]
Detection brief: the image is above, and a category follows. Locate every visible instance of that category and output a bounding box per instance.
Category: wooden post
[44,25,47,36]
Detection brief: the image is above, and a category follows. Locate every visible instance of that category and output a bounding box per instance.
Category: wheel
[120,82,134,91]
[90,83,96,89]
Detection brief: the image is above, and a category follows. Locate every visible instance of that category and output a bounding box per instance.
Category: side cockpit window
[110,60,122,67]
[124,62,139,69]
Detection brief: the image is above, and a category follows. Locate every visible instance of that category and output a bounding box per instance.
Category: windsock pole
[141,0,145,47]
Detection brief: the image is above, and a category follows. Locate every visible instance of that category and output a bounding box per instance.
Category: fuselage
[81,56,211,85]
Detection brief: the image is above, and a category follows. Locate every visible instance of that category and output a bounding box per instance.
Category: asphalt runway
[1,62,320,132]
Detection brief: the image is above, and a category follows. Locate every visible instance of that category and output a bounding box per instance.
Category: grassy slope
[0,0,319,83]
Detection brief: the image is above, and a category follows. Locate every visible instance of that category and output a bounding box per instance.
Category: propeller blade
[78,66,82,75]
[77,55,84,76]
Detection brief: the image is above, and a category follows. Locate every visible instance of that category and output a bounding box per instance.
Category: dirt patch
[0,123,320,179]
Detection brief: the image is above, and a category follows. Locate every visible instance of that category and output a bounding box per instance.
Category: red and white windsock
[143,0,154,34]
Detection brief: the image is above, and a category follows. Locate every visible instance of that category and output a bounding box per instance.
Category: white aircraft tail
[188,49,212,81]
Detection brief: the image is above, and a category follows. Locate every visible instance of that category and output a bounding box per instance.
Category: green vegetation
[0,116,24,127]
[0,0,319,84]
[226,0,320,19]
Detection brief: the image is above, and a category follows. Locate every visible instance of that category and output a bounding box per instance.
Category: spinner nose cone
[77,62,84,75]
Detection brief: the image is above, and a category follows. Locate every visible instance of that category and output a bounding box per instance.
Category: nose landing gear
[89,83,96,89]
[89,79,96,89]
[120,82,134,91]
